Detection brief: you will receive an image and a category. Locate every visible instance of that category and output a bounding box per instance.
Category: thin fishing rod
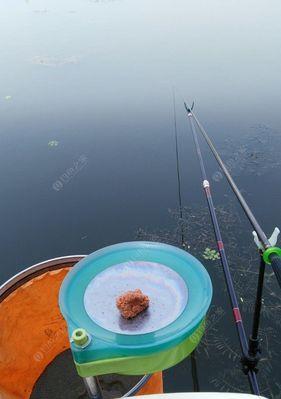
[172,90,184,247]
[185,104,260,395]
[187,104,281,290]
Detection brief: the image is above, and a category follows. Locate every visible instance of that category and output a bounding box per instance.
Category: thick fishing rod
[184,104,260,395]
[188,106,281,289]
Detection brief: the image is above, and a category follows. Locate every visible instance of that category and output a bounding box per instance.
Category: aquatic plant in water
[48,140,59,147]
[202,247,220,261]
[32,55,79,67]
[211,123,281,183]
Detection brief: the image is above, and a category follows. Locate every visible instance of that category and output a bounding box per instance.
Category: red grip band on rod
[233,307,242,323]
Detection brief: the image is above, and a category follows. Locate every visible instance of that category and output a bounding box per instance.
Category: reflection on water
[31,55,80,67]
[1,0,281,397]
[212,124,281,182]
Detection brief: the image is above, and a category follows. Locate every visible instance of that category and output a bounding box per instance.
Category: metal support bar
[190,350,200,392]
[83,376,103,399]
[249,256,265,357]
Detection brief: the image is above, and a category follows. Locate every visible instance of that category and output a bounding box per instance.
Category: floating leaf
[202,247,220,260]
[48,140,59,147]
[32,55,79,67]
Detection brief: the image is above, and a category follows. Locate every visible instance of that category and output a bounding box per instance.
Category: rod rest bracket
[240,343,261,375]
[253,227,280,252]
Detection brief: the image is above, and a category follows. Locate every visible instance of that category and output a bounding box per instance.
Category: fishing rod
[184,103,260,395]
[185,103,281,366]
[188,107,281,289]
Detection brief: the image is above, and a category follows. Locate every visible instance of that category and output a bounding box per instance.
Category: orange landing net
[0,266,163,399]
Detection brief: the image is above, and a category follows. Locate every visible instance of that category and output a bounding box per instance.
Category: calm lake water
[1,0,281,397]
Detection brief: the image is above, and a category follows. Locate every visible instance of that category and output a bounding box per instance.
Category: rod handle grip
[270,254,281,289]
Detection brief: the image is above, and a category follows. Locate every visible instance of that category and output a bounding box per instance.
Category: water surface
[1,0,281,397]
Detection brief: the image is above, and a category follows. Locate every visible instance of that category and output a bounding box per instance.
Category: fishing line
[184,103,260,395]
[172,89,184,247]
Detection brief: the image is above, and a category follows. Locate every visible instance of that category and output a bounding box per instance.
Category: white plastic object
[133,393,268,399]
[253,227,280,251]
[269,227,280,246]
